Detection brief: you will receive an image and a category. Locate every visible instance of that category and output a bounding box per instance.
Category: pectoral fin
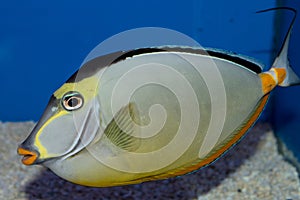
[104,103,140,151]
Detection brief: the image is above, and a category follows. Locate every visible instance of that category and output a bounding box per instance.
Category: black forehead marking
[66,48,167,83]
[66,46,262,83]
[66,51,125,83]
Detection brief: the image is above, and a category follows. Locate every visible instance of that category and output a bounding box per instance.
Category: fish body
[18,8,300,187]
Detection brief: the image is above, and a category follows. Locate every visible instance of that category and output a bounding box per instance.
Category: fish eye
[62,91,84,111]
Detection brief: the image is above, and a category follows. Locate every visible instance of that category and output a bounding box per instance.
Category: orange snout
[17,147,38,165]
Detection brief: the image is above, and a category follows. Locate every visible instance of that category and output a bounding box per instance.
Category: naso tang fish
[18,8,300,187]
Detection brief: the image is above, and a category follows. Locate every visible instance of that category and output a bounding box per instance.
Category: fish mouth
[17,147,39,165]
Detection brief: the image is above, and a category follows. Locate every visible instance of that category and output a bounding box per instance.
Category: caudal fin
[261,7,300,86]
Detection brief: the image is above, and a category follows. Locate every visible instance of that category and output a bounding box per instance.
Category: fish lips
[17,145,40,165]
[17,143,57,165]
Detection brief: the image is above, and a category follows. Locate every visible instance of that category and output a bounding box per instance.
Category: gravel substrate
[0,122,299,200]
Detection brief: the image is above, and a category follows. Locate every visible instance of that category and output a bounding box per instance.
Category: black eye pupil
[68,98,78,107]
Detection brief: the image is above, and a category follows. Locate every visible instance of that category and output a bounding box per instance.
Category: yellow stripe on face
[35,110,68,159]
[54,76,99,100]
[34,76,99,159]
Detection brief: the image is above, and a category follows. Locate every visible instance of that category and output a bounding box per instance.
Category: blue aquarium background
[273,0,300,166]
[0,1,299,162]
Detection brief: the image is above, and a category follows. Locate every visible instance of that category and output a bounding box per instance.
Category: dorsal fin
[66,38,267,84]
[111,48,166,64]
[132,46,263,73]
